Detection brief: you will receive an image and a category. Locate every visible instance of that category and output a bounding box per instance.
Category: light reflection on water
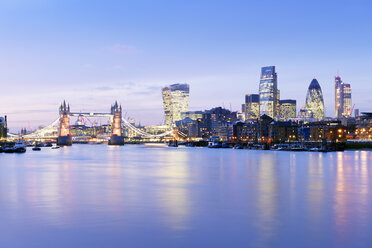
[0,146,371,248]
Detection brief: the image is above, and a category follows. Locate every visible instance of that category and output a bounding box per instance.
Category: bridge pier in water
[109,101,124,146]
[57,101,72,146]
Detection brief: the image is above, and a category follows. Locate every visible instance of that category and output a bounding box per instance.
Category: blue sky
[0,0,371,131]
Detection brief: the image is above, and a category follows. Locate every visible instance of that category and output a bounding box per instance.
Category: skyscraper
[245,94,260,120]
[279,100,296,120]
[162,83,190,126]
[335,76,352,118]
[259,66,278,118]
[305,78,325,120]
[0,116,7,139]
[341,83,352,118]
[335,76,342,118]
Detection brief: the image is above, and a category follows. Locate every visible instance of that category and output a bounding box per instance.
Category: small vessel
[51,146,60,149]
[4,141,27,153]
[168,140,178,147]
[208,141,222,148]
[233,144,244,149]
[32,147,41,151]
[221,142,231,148]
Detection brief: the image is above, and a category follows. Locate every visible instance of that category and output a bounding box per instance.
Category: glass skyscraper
[341,83,352,117]
[335,76,352,118]
[259,66,278,118]
[335,76,342,118]
[279,99,296,120]
[305,78,325,120]
[245,94,260,120]
[162,83,190,126]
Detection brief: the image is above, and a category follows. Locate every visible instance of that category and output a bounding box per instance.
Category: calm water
[0,145,371,248]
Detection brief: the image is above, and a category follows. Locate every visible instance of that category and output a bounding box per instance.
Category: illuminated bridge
[10,101,187,145]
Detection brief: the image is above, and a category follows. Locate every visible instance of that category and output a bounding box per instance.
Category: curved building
[162,83,190,126]
[305,78,325,120]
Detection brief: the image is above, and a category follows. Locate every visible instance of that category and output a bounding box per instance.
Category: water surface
[0,145,371,247]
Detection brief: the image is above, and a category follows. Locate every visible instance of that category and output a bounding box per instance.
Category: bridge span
[10,101,186,145]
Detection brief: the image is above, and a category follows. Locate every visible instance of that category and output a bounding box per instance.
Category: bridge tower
[109,101,124,145]
[57,100,72,146]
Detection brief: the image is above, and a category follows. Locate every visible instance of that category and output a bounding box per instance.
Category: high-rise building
[245,94,260,120]
[279,100,296,120]
[259,66,278,118]
[181,111,203,121]
[0,116,7,139]
[162,83,190,126]
[335,76,352,118]
[341,83,352,118]
[335,76,342,118]
[305,78,325,120]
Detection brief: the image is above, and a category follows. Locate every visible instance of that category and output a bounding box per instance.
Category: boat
[4,141,27,153]
[233,144,244,149]
[221,142,231,148]
[51,146,60,149]
[208,141,222,148]
[32,147,41,151]
[168,140,178,147]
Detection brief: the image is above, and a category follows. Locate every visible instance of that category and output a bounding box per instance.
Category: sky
[0,0,371,131]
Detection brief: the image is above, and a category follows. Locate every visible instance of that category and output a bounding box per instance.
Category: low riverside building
[0,116,7,140]
[258,114,273,143]
[269,121,299,143]
[233,121,259,142]
[298,120,347,142]
[355,112,372,140]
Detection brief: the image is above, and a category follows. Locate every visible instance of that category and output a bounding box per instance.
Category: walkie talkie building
[162,83,190,126]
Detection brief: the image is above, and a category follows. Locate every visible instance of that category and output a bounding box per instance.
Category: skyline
[1,0,371,131]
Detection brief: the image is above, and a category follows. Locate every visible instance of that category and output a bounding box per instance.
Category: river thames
[0,145,371,248]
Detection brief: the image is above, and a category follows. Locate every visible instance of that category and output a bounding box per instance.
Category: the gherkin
[305,78,324,120]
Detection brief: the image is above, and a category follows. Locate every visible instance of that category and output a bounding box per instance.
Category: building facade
[341,83,352,118]
[162,83,190,126]
[180,111,203,121]
[335,76,352,118]
[259,66,278,119]
[0,116,7,140]
[245,94,260,120]
[305,78,325,120]
[279,99,296,120]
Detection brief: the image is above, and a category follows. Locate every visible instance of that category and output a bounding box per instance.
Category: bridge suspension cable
[121,118,174,138]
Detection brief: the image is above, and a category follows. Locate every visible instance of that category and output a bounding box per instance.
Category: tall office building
[335,76,342,118]
[279,100,296,120]
[335,76,352,118]
[0,116,7,139]
[162,83,190,126]
[259,66,278,118]
[305,78,325,120]
[341,83,352,118]
[245,94,260,120]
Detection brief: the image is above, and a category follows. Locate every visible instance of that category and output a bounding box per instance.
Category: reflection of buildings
[305,78,325,120]
[335,76,352,118]
[162,84,190,126]
[259,66,278,118]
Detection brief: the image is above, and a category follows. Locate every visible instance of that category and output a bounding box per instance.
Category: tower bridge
[15,100,185,145]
